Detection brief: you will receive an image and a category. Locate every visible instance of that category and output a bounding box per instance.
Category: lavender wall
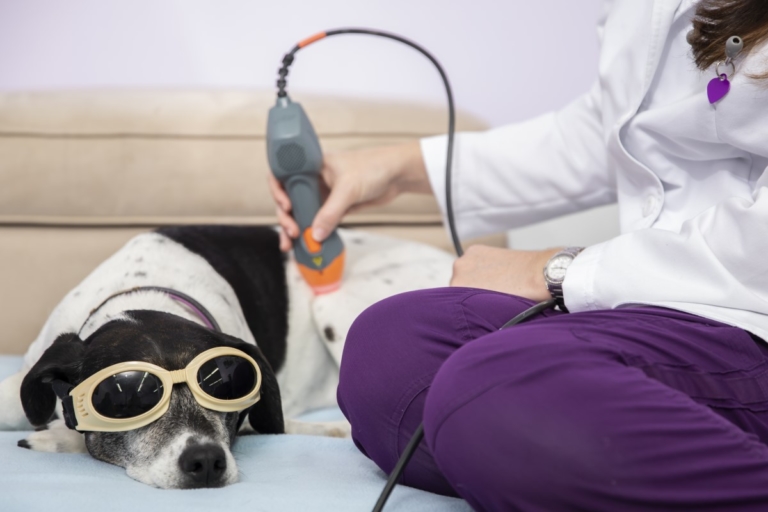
[0,0,617,247]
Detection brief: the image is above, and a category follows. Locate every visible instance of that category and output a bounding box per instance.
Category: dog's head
[20,310,283,488]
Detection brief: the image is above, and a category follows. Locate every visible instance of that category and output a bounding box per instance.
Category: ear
[20,334,85,427]
[247,346,285,434]
[217,336,284,434]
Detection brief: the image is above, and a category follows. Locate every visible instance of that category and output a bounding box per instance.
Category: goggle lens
[196,355,256,400]
[92,371,164,419]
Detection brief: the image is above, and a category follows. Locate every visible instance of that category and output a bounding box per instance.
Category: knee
[338,287,462,401]
[339,291,414,394]
[422,333,622,508]
[337,289,437,418]
[339,292,406,374]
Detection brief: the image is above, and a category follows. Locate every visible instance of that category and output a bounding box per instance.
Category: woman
[270,1,768,509]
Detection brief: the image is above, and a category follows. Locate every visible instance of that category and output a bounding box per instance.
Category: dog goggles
[52,347,262,432]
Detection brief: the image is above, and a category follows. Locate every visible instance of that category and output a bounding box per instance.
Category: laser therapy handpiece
[267,96,345,294]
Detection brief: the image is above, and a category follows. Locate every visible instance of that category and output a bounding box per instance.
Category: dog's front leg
[284,418,352,438]
[18,418,87,453]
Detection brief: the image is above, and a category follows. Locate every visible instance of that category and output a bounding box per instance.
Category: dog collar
[77,286,221,335]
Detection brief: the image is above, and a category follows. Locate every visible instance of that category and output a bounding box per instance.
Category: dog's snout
[178,443,227,487]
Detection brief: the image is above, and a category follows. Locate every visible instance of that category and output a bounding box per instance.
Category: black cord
[499,298,558,330]
[274,29,558,510]
[276,28,463,257]
[372,423,425,512]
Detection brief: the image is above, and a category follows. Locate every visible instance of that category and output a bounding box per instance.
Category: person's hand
[268,141,431,252]
[450,245,562,301]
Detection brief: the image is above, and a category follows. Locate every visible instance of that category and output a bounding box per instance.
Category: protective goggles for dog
[52,347,262,432]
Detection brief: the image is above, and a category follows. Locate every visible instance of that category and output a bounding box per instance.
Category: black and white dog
[0,225,452,489]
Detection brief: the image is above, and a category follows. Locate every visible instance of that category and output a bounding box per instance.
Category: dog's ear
[216,335,284,434]
[241,342,285,434]
[20,333,85,427]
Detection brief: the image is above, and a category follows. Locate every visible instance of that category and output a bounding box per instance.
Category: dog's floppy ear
[243,342,285,434]
[217,336,284,434]
[20,333,85,427]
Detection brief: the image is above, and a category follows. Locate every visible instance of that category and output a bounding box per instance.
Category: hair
[690,0,768,79]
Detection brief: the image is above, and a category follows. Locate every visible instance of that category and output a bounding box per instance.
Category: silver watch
[543,247,584,311]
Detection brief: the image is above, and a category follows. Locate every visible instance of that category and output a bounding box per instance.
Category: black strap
[51,379,78,430]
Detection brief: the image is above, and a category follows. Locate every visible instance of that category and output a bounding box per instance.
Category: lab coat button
[642,196,657,217]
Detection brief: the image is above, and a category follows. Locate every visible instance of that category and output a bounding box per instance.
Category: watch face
[546,255,573,282]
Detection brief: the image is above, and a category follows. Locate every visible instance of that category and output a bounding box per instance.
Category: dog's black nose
[179,443,227,487]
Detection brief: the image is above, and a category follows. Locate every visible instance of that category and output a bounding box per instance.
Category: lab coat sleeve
[421,80,615,240]
[563,52,768,317]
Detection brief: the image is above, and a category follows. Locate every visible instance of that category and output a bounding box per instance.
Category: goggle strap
[50,379,79,431]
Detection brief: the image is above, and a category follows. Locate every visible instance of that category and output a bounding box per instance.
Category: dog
[0,225,453,488]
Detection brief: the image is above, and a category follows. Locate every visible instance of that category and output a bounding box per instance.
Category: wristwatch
[543,246,584,312]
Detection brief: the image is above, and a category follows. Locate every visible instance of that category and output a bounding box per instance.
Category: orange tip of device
[297,249,346,295]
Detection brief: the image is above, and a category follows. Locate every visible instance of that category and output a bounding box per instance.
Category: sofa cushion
[0,90,486,226]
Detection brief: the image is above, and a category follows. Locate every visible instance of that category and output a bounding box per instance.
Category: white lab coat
[421,0,768,341]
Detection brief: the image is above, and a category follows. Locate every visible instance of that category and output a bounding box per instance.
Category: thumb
[311,184,353,242]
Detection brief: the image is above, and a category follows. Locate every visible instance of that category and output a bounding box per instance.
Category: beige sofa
[0,90,500,355]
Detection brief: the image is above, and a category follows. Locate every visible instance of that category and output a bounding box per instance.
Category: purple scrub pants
[337,288,768,511]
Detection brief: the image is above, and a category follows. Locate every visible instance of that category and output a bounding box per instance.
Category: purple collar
[77,286,221,335]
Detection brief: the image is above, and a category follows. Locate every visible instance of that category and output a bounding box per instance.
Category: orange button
[303,228,323,254]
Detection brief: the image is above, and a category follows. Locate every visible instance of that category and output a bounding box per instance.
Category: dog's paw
[18,419,87,453]
[285,418,352,438]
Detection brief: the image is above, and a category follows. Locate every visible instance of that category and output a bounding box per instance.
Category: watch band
[544,246,584,312]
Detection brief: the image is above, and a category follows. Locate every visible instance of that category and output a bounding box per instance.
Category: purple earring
[707,35,743,104]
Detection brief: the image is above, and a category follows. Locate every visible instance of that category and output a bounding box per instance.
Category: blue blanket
[0,356,469,512]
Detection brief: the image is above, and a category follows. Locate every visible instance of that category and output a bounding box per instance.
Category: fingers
[268,174,292,213]
[269,175,298,252]
[276,205,298,252]
[272,145,410,243]
[275,204,298,235]
[278,228,292,252]
[311,182,356,242]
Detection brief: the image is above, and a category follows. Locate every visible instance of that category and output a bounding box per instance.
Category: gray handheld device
[266,95,345,293]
